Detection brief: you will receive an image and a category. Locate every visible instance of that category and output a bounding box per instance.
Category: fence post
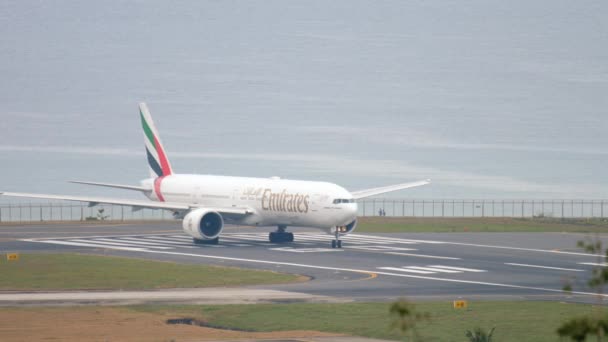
[422,200,425,217]
[442,200,445,217]
[402,200,405,217]
[373,199,376,216]
[602,200,604,218]
[413,200,415,217]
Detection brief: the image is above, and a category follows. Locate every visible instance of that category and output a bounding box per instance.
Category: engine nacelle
[331,219,358,235]
[182,208,224,240]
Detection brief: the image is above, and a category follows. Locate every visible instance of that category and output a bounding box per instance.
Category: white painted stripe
[505,263,584,272]
[443,241,600,257]
[135,236,200,246]
[579,262,608,267]
[428,265,487,273]
[117,237,197,249]
[226,234,268,241]
[232,244,253,247]
[35,240,148,252]
[348,246,417,251]
[73,239,174,250]
[342,235,418,245]
[378,267,434,274]
[135,236,191,243]
[406,266,462,273]
[114,238,175,247]
[168,235,193,240]
[350,234,445,244]
[386,252,461,260]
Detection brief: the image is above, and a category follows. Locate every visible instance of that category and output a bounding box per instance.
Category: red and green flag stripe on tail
[139,103,172,202]
[140,108,172,178]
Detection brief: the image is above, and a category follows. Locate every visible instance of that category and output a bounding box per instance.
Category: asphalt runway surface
[1,222,608,304]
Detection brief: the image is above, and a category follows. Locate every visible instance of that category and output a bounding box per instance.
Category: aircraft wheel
[331,240,337,248]
[193,237,219,245]
[337,240,342,248]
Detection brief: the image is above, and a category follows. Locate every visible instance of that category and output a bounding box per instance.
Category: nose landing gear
[331,227,345,248]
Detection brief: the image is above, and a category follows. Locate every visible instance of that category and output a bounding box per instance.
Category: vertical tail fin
[139,103,173,178]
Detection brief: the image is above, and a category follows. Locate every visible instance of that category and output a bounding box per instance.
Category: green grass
[0,253,301,290]
[356,217,608,233]
[132,301,603,341]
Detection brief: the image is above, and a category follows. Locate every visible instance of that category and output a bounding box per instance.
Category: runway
[1,222,607,304]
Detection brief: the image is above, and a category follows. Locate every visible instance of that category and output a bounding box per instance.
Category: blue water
[1,1,607,200]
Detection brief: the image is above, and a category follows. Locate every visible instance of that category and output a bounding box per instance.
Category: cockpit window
[333,198,355,204]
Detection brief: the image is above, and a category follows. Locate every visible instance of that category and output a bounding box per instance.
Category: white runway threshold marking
[505,263,584,272]
[378,265,486,275]
[385,252,461,260]
[270,247,340,253]
[21,236,608,299]
[21,232,447,252]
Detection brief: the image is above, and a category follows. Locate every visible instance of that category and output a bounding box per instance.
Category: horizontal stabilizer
[69,180,149,192]
[351,179,431,199]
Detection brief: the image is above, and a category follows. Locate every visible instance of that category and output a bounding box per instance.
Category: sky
[1,1,607,200]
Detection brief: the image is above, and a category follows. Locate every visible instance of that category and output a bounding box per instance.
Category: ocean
[1,0,607,200]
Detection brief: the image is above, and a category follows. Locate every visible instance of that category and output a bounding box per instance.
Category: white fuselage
[141,174,358,231]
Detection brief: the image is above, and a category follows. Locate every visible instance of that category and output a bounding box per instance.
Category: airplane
[0,103,430,248]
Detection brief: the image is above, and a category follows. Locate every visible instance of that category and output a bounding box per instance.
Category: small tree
[465,327,495,342]
[558,237,608,341]
[389,298,430,341]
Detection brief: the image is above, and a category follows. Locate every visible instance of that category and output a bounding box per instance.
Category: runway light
[6,253,19,262]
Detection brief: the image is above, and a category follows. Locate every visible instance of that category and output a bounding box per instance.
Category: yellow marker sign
[6,253,19,261]
[453,300,468,309]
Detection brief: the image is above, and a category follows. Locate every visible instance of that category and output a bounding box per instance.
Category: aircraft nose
[347,203,358,217]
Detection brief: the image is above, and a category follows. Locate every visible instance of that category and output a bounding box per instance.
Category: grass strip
[0,253,301,290]
[132,301,599,341]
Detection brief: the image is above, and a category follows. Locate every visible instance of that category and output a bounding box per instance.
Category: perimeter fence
[1,199,607,223]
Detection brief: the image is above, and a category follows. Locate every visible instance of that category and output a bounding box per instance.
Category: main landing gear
[269,225,294,243]
[193,237,219,245]
[331,231,342,249]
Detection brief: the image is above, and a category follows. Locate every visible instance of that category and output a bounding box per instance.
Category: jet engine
[182,208,224,240]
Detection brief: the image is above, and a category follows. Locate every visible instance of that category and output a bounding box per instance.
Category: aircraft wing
[0,191,252,215]
[69,180,150,192]
[351,179,431,199]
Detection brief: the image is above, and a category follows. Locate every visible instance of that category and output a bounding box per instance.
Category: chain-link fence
[358,199,608,218]
[0,202,172,223]
[1,199,607,223]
